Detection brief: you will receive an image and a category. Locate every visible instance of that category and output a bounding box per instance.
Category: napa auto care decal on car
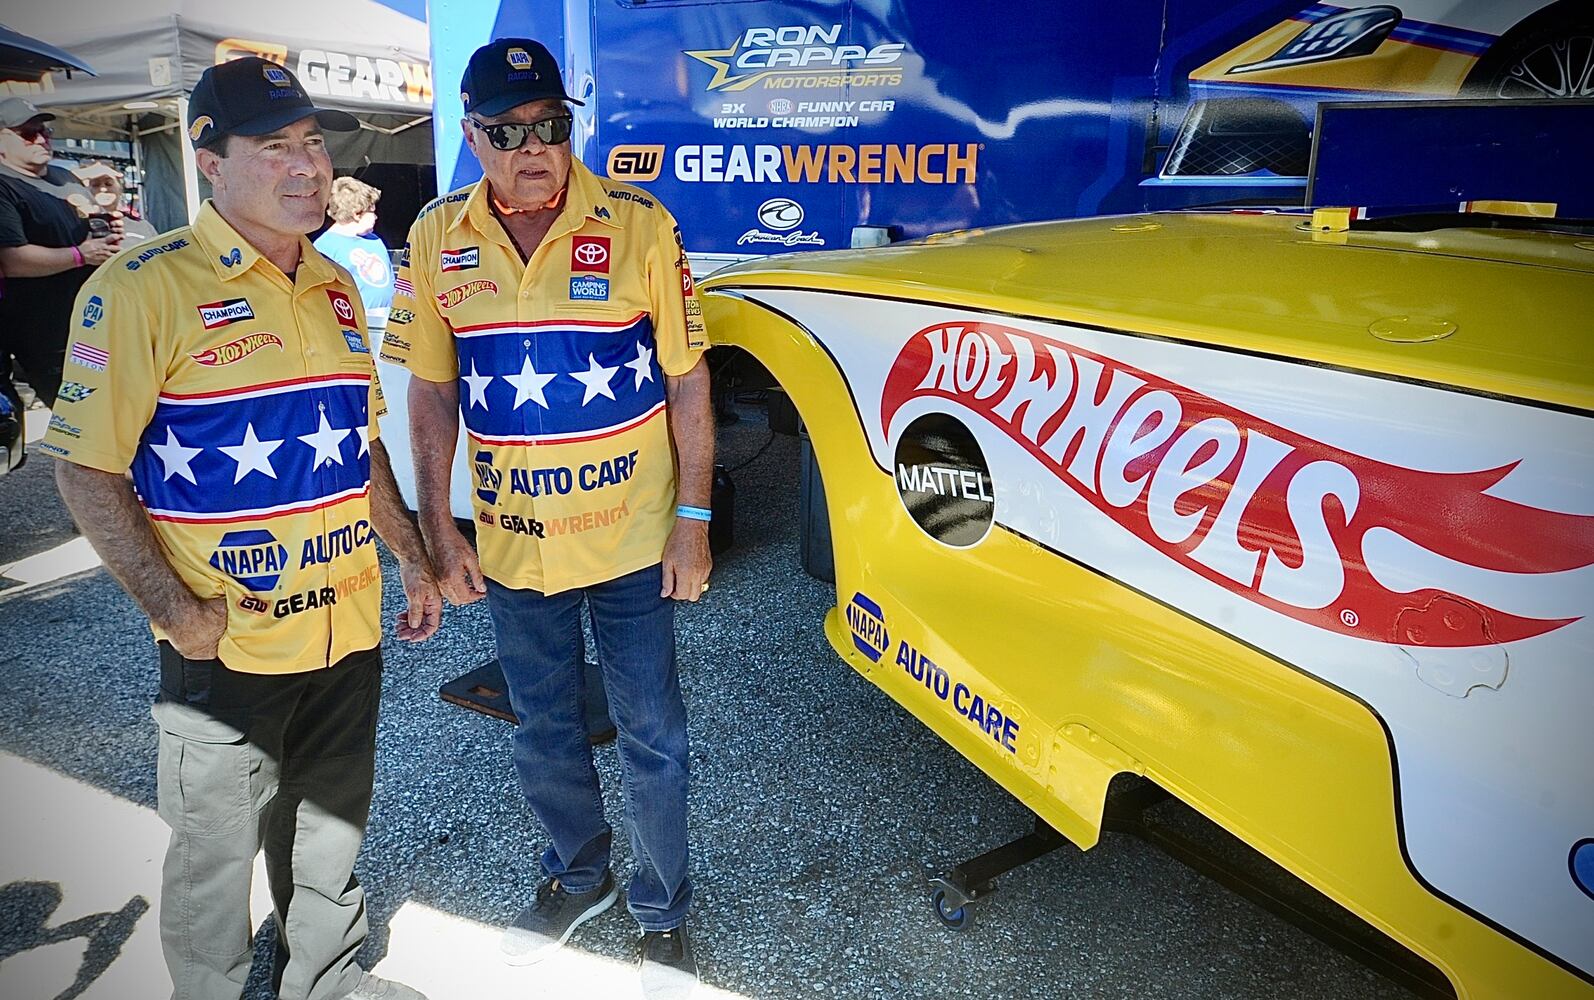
[880,319,1594,648]
[729,287,1594,977]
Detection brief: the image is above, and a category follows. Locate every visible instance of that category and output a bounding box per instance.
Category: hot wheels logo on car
[881,321,1594,648]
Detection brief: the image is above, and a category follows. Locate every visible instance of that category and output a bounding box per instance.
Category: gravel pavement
[0,403,1414,1000]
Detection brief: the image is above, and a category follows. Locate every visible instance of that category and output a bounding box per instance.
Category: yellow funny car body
[701,211,1594,1000]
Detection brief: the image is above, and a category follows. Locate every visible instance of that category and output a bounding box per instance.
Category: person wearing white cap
[71,160,157,243]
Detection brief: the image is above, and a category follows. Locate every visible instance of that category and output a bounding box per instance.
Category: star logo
[149,427,203,484]
[683,41,759,92]
[571,353,619,406]
[461,358,494,410]
[504,355,556,410]
[218,422,284,483]
[624,341,655,392]
[298,412,350,467]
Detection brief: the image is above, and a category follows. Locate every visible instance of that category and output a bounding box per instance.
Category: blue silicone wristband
[676,504,712,522]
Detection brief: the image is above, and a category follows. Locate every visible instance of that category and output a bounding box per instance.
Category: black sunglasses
[11,123,52,142]
[467,114,573,150]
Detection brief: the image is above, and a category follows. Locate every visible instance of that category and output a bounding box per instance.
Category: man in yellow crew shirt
[45,59,439,1000]
[380,38,712,994]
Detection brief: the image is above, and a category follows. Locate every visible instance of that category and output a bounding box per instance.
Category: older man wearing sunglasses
[0,97,124,410]
[380,38,711,997]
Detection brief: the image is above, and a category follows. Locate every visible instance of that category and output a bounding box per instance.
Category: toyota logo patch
[571,236,611,273]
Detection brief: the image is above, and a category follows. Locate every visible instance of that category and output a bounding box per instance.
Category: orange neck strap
[491,183,566,216]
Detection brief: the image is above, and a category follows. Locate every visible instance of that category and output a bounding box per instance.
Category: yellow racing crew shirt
[380,159,706,594]
[40,202,387,675]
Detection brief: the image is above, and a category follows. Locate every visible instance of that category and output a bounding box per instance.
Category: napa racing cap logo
[506,47,533,69]
[685,24,906,92]
[739,197,824,248]
[210,529,289,592]
[845,592,890,663]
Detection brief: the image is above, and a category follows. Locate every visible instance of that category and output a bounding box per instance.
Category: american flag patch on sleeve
[394,276,414,297]
[70,342,110,372]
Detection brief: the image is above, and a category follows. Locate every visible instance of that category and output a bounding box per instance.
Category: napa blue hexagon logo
[1573,839,1594,902]
[474,449,501,505]
[209,529,289,592]
[81,295,104,328]
[845,592,889,663]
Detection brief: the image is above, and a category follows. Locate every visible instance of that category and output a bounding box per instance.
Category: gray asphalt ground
[0,400,1414,1000]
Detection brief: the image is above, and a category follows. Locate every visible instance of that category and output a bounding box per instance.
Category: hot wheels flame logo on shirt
[191,332,284,367]
[881,320,1594,648]
[436,279,498,309]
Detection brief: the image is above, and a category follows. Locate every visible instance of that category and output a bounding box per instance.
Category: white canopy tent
[1,0,433,230]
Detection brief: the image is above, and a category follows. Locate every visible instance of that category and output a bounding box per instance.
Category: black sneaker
[499,871,618,966]
[638,924,699,1000]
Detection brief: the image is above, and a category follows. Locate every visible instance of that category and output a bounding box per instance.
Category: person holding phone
[72,160,158,243]
[0,98,122,408]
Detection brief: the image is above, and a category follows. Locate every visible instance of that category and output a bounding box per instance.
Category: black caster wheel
[931,888,973,931]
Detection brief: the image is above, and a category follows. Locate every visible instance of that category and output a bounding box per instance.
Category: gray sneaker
[345,972,429,999]
[500,871,619,965]
[638,924,699,1000]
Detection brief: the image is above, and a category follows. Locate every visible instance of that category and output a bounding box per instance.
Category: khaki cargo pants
[153,643,381,1000]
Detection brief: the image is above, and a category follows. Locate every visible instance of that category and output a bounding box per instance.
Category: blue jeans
[486,563,691,931]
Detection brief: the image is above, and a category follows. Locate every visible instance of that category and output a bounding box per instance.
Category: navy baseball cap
[187,57,358,149]
[461,39,584,118]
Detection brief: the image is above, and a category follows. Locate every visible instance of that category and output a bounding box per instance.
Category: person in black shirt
[0,97,123,409]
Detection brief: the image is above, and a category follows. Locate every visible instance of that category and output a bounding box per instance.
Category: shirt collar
[192,200,337,287]
[453,158,623,244]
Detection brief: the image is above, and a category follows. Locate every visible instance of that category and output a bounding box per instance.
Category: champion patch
[440,247,480,272]
[196,298,254,330]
